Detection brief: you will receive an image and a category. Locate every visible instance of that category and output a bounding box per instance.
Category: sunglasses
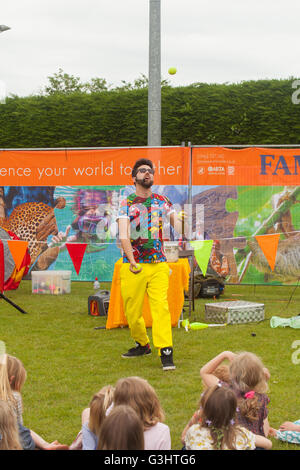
[137,168,154,174]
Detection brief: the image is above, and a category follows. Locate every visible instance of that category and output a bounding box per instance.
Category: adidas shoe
[122,342,151,358]
[160,347,176,370]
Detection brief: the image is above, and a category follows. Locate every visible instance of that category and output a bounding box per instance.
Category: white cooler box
[32,270,71,295]
[205,300,264,324]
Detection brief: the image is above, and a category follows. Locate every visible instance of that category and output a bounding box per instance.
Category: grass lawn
[0,280,299,451]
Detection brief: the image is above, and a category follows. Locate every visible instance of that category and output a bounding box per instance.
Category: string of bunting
[0,239,88,277]
[190,233,280,276]
[0,233,282,277]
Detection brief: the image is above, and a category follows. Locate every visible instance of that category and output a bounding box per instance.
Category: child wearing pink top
[114,376,171,450]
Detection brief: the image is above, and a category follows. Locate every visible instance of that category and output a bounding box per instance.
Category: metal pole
[148,0,161,146]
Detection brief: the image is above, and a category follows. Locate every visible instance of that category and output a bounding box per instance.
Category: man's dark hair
[131,159,154,178]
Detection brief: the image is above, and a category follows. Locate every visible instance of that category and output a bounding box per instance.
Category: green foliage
[1,73,300,147]
[44,68,85,95]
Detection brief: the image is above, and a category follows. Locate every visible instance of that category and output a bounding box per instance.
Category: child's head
[88,385,114,436]
[200,385,238,450]
[0,400,22,450]
[229,352,268,394]
[114,376,164,428]
[201,385,237,429]
[6,355,27,392]
[97,404,144,450]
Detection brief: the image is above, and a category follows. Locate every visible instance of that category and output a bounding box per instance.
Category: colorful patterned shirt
[118,192,175,263]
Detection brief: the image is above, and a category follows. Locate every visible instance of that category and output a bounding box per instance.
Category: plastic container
[163,241,179,262]
[31,270,71,295]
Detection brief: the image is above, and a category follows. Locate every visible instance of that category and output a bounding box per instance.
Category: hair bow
[244,390,255,399]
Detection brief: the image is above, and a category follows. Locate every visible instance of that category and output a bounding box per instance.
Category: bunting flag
[7,240,29,271]
[255,233,280,272]
[66,243,87,275]
[0,228,31,292]
[190,240,214,276]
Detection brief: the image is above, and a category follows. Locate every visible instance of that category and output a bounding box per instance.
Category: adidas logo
[162,348,172,356]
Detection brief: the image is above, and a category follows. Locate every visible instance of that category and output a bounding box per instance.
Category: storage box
[31,270,71,295]
[205,300,264,324]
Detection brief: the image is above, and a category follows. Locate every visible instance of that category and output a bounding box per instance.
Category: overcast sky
[1,0,300,97]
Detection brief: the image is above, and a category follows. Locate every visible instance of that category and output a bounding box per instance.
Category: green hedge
[1,78,300,148]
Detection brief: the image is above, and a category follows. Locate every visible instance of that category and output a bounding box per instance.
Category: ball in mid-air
[168,67,177,75]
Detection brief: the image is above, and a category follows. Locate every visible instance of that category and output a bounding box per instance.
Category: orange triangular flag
[66,243,87,275]
[7,240,29,271]
[255,233,280,271]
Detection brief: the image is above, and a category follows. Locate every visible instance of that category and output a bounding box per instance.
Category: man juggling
[117,158,186,371]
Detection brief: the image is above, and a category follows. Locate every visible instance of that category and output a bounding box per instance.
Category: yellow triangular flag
[190,240,214,276]
[255,233,280,271]
[7,240,29,271]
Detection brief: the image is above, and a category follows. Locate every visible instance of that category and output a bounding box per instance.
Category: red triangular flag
[7,240,29,271]
[66,243,87,275]
[255,233,280,271]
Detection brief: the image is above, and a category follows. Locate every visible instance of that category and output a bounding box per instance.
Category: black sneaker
[122,342,151,358]
[160,347,176,370]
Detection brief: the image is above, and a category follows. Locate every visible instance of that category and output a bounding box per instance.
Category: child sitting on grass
[97,404,144,450]
[184,385,272,450]
[181,364,230,444]
[200,350,271,438]
[113,376,171,450]
[81,385,115,450]
[2,353,68,450]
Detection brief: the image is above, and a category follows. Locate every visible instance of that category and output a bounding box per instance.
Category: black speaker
[88,290,110,316]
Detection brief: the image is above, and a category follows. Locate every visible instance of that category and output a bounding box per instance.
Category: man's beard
[135,176,153,189]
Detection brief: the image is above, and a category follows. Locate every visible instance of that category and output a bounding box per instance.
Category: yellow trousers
[120,262,173,354]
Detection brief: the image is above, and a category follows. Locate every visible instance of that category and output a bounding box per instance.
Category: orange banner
[0,147,190,186]
[192,147,300,186]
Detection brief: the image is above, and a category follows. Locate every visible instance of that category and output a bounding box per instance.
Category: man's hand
[129,262,142,274]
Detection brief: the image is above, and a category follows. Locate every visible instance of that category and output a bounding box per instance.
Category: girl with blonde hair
[0,353,68,450]
[0,400,22,450]
[6,354,27,425]
[200,350,271,438]
[81,385,115,450]
[113,376,171,450]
